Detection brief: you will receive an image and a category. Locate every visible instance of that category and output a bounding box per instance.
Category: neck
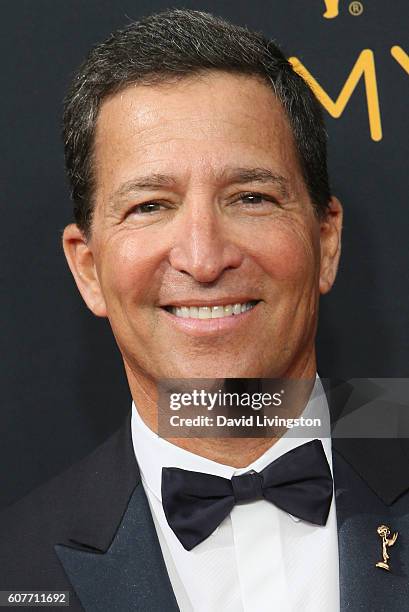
[125,357,317,468]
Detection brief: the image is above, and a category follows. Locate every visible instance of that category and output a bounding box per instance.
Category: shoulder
[1,422,122,532]
[0,413,138,588]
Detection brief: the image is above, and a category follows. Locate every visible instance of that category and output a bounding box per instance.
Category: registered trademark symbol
[349,1,363,16]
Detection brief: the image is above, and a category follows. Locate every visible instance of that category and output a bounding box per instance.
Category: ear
[319,196,343,294]
[62,224,107,317]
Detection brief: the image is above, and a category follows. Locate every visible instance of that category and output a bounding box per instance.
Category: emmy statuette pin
[376,525,398,571]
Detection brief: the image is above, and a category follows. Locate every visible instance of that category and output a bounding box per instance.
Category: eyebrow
[107,174,177,215]
[108,166,290,214]
[223,167,290,199]
[111,173,177,199]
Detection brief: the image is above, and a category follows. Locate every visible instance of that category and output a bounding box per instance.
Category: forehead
[93,71,304,197]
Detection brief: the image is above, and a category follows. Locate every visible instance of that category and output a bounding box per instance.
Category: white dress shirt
[131,376,340,612]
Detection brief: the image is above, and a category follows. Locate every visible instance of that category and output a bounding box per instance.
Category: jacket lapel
[328,379,409,611]
[332,447,409,611]
[53,411,179,611]
[55,484,178,611]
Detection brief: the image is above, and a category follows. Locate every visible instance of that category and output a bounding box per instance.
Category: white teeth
[169,301,258,319]
[198,307,211,319]
[211,306,225,318]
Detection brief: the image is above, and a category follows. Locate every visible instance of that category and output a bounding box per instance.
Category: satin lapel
[55,483,179,612]
[326,379,409,610]
[333,447,409,611]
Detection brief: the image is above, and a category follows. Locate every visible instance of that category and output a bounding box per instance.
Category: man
[1,8,409,611]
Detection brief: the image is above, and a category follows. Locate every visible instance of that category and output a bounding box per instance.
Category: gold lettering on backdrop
[391,46,409,75]
[289,50,382,141]
[323,0,339,19]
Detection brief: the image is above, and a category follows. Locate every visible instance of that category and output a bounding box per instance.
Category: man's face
[64,71,341,381]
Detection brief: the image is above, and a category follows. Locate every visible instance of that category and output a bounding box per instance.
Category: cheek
[253,223,320,286]
[98,235,161,306]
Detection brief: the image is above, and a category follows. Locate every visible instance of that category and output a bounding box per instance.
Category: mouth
[163,300,260,320]
[159,299,261,337]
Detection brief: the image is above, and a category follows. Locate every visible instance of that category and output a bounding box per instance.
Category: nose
[168,202,243,283]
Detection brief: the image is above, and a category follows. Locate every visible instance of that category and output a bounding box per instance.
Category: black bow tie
[161,439,333,550]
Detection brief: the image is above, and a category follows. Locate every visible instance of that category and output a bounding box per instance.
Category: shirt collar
[131,374,332,506]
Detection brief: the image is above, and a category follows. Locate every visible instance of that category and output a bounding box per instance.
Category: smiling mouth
[163,300,260,320]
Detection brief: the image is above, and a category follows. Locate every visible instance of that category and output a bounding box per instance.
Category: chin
[162,359,275,380]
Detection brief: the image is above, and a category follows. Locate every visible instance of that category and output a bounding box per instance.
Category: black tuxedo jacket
[1,379,409,611]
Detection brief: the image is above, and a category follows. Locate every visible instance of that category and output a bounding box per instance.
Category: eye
[130,201,165,214]
[236,192,280,207]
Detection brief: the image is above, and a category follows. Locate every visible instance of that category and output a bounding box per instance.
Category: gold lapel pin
[376,524,398,571]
